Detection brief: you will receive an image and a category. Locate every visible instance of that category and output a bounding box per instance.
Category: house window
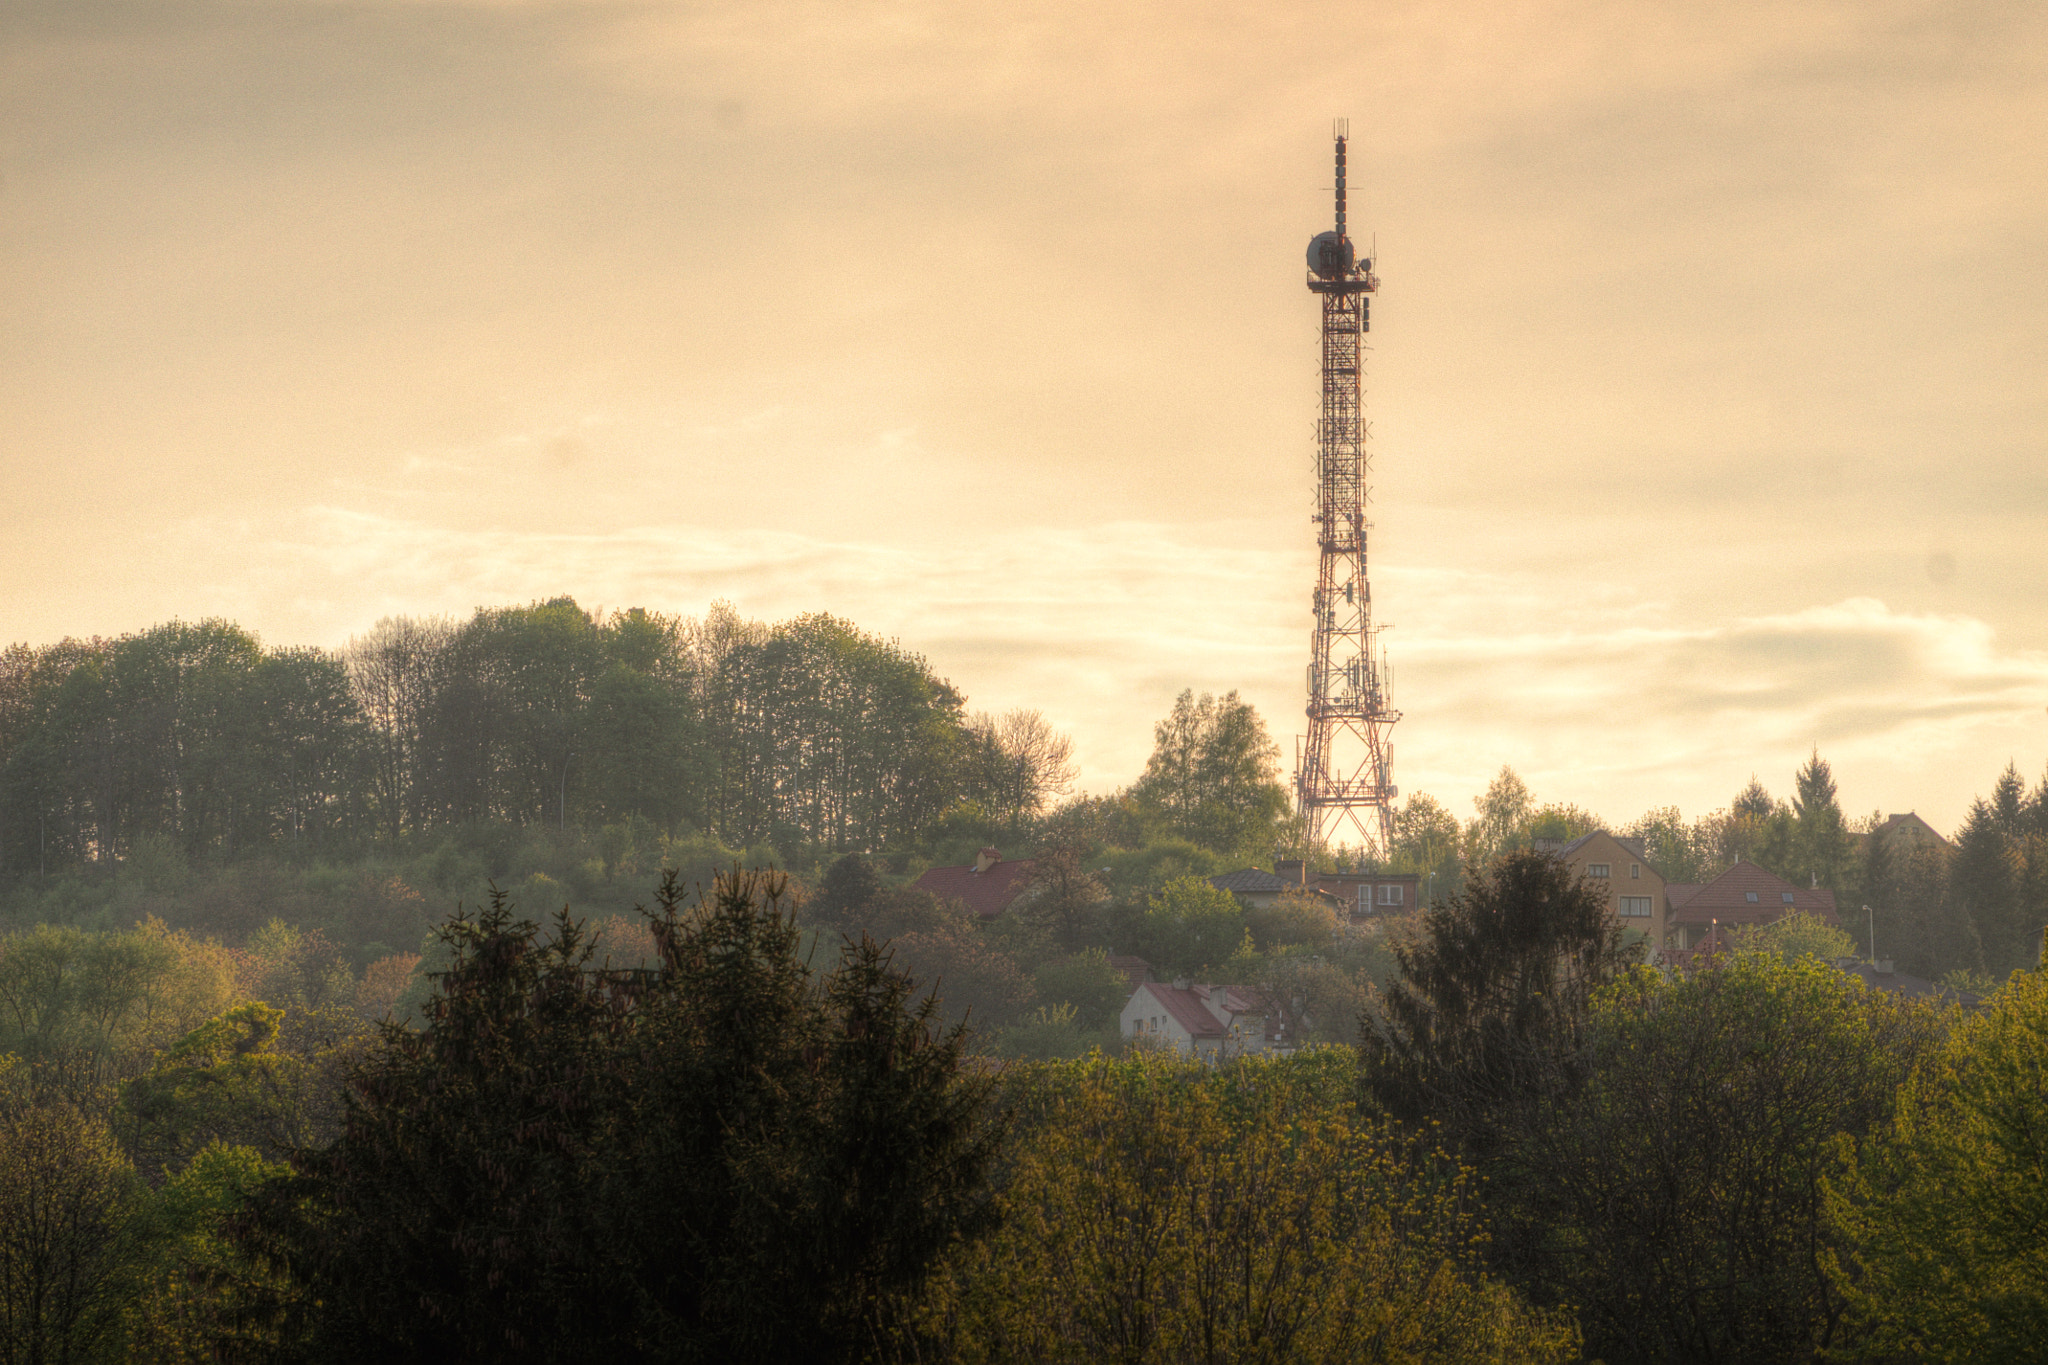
[1746,891,1759,903]
[1782,892,1795,904]
[1620,896,1652,918]
[1589,863,1611,878]
[1630,863,1641,879]
[1378,884,1403,906]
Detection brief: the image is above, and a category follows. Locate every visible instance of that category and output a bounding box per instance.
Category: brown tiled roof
[1140,983,1227,1039]
[910,858,1036,920]
[1669,860,1839,927]
[1666,883,1701,911]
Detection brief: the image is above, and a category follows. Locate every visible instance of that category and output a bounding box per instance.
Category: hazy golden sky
[4,0,2045,832]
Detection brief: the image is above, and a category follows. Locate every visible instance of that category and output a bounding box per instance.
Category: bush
[931,1049,1577,1363]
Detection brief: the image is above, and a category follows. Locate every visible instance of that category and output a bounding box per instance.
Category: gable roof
[1136,982,1228,1038]
[910,858,1036,920]
[1877,812,1951,850]
[1669,860,1839,926]
[1556,830,1651,863]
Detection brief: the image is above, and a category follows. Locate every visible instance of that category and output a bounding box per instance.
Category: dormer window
[1746,891,1760,903]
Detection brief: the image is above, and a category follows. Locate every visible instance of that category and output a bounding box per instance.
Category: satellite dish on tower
[1307,230,1354,279]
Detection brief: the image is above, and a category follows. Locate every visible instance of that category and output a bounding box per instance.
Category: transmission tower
[1295,122,1400,860]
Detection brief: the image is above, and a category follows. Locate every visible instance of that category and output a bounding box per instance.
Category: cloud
[179,507,2048,833]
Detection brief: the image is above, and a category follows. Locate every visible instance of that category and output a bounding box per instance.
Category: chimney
[1275,858,1307,887]
[1208,983,1230,1015]
[973,847,1001,874]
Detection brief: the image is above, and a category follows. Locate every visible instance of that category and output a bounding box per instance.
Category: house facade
[1550,831,1668,947]
[1120,980,1294,1056]
[1209,861,1421,923]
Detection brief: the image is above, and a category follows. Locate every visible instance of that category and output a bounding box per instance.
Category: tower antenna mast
[1296,122,1400,862]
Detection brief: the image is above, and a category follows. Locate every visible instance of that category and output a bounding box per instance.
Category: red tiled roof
[910,858,1036,920]
[1669,860,1839,927]
[1139,983,1227,1039]
[1666,883,1702,911]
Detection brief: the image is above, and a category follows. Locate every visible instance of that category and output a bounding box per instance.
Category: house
[1871,811,1951,855]
[1549,831,1668,948]
[1120,979,1295,1056]
[909,846,1036,920]
[1665,860,1840,951]
[1208,861,1420,923]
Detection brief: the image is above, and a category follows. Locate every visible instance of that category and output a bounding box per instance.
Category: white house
[1119,980,1294,1057]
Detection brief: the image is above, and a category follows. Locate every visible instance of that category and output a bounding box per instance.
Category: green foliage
[116,1000,371,1177]
[1127,689,1292,862]
[1243,887,1338,952]
[1463,766,1533,865]
[1120,875,1250,978]
[1826,963,2048,1361]
[0,921,237,1095]
[238,871,1002,1362]
[1029,948,1132,1031]
[1791,748,1854,892]
[1363,848,1637,1134]
[932,1049,1577,1363]
[890,916,1037,1033]
[991,1002,1114,1061]
[1732,908,1859,965]
[1389,792,1463,896]
[1497,953,1944,1361]
[0,1094,149,1364]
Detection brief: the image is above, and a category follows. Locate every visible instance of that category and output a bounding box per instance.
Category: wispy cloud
[184,508,2048,833]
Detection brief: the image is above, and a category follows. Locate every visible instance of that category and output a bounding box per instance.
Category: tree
[1361,848,1636,1140]
[1028,950,1132,1032]
[1389,793,1462,897]
[890,917,1037,1033]
[1243,888,1337,953]
[1120,875,1249,978]
[1464,766,1533,865]
[1128,690,1291,862]
[1826,958,2048,1360]
[0,1091,148,1363]
[343,616,450,843]
[1732,909,1858,965]
[1791,748,1853,892]
[1015,844,1109,954]
[937,1050,1577,1363]
[962,708,1078,829]
[1504,953,1944,1362]
[237,870,1003,1362]
[1622,805,1708,884]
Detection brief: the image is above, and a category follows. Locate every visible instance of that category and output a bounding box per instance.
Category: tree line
[0,600,1078,875]
[1379,751,2048,981]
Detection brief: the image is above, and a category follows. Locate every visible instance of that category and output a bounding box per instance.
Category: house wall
[1560,833,1667,948]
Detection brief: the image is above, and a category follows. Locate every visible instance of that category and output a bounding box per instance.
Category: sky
[4,0,2046,835]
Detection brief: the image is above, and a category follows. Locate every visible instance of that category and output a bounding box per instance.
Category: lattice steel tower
[1295,123,1400,858]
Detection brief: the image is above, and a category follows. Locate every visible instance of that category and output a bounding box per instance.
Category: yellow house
[1551,831,1666,949]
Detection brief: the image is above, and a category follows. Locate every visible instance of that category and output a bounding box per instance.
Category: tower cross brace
[1296,125,1400,860]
